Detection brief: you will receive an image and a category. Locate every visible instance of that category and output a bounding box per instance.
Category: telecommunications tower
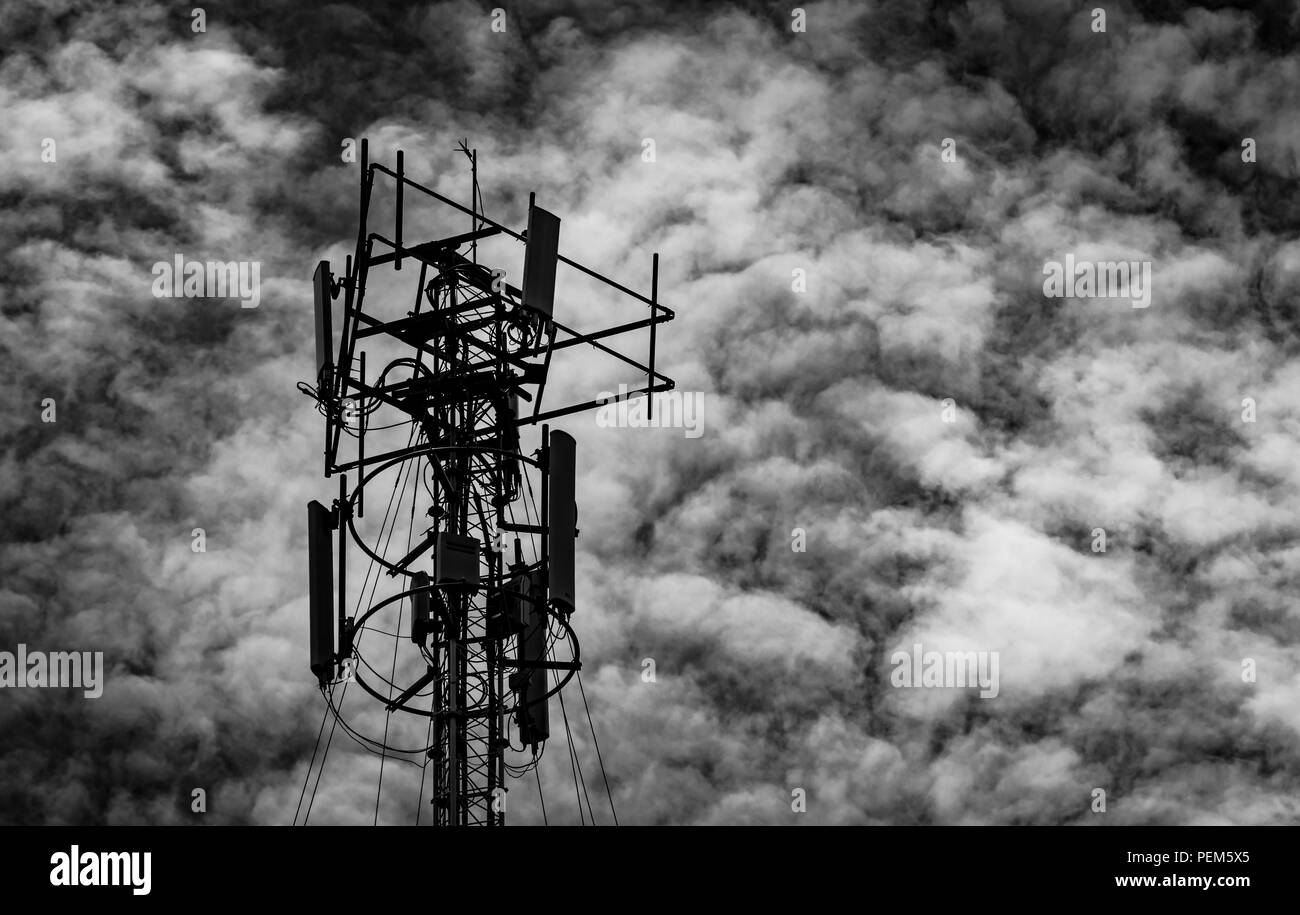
[299,139,673,825]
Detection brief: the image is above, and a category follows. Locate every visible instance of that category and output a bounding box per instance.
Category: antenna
[306,500,334,688]
[312,261,334,394]
[300,142,674,825]
[521,203,561,320]
[547,430,576,614]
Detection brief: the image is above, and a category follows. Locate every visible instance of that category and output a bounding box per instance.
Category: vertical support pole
[357,139,369,280]
[324,261,334,477]
[540,424,549,610]
[447,637,460,824]
[649,252,659,422]
[341,253,353,402]
[357,351,366,519]
[497,652,506,823]
[334,144,372,467]
[487,634,498,825]
[356,142,369,282]
[471,148,478,265]
[337,472,348,664]
[430,632,442,824]
[395,149,404,271]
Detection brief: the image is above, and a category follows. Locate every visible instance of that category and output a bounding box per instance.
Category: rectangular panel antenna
[516,573,550,748]
[521,204,560,319]
[313,261,333,389]
[307,500,335,686]
[548,431,577,614]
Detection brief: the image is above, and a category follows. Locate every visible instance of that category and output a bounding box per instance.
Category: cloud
[3,0,1300,826]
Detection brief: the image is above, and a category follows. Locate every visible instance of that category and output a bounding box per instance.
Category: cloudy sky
[2,0,1300,826]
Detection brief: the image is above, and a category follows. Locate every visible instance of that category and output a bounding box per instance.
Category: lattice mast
[303,139,673,825]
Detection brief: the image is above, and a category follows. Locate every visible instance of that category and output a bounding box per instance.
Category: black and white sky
[2,0,1300,826]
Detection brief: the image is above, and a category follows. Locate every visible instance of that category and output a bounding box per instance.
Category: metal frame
[322,139,675,478]
[306,140,674,826]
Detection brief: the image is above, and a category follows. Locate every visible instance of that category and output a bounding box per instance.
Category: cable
[353,425,419,679]
[535,764,547,825]
[577,670,618,826]
[556,670,595,825]
[322,681,433,759]
[303,440,411,824]
[352,634,432,694]
[304,683,344,824]
[374,447,420,824]
[549,635,590,825]
[352,426,416,632]
[312,427,432,820]
[293,701,330,826]
[416,686,436,825]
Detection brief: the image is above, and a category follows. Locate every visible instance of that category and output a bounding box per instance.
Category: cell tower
[300,139,673,825]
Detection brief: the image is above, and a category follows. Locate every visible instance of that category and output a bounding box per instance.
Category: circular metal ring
[345,445,542,579]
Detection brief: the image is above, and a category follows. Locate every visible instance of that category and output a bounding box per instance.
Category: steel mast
[303,139,673,825]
